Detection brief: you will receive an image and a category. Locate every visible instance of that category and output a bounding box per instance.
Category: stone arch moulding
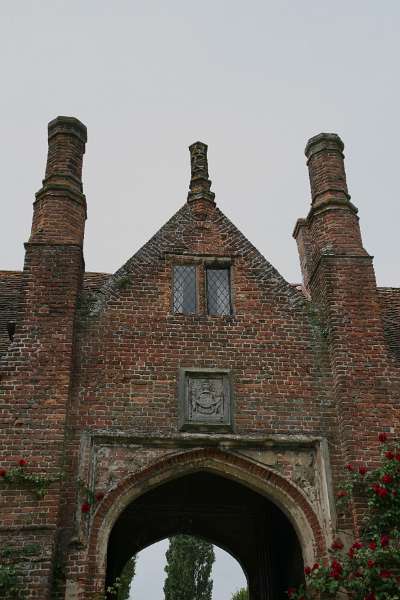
[80,448,328,596]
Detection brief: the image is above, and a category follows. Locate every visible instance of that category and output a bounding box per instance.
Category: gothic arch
[85,448,326,596]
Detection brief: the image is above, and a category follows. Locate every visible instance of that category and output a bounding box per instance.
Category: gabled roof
[86,202,306,315]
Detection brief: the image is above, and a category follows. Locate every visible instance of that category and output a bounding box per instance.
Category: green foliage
[0,461,62,499]
[164,535,215,600]
[0,545,40,599]
[117,556,136,600]
[90,557,136,600]
[231,587,249,600]
[288,434,400,600]
[0,564,24,599]
[0,545,40,559]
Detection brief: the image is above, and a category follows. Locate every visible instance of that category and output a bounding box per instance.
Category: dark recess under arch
[106,471,304,600]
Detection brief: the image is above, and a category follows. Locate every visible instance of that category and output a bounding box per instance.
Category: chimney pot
[305,132,350,207]
[45,116,87,187]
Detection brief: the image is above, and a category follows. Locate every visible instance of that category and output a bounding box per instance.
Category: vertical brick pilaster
[294,133,393,484]
[0,117,88,599]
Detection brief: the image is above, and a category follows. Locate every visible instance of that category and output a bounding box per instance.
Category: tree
[231,587,249,600]
[164,535,215,600]
[288,433,400,600]
[117,556,136,600]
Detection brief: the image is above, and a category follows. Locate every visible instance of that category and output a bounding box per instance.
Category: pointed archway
[87,449,327,599]
[106,471,303,599]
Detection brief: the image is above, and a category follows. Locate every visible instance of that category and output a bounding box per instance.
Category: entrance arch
[88,449,326,599]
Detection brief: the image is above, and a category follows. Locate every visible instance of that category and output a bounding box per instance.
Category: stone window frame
[178,367,235,433]
[169,254,235,317]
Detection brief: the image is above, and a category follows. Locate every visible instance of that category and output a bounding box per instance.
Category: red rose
[395,453,400,462]
[368,541,377,550]
[354,570,363,578]
[0,468,6,477]
[287,587,296,598]
[385,450,394,460]
[358,465,367,475]
[372,484,388,498]
[312,563,319,571]
[331,539,344,550]
[18,458,27,467]
[329,559,343,579]
[367,559,375,568]
[81,502,91,513]
[346,463,354,471]
[378,432,388,443]
[304,566,311,575]
[351,541,363,550]
[381,534,390,547]
[329,570,341,580]
[95,492,105,502]
[379,569,392,579]
[348,547,355,559]
[381,474,393,484]
[337,490,347,498]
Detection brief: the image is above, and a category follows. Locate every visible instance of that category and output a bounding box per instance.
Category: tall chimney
[293,132,367,288]
[30,116,87,245]
[305,133,350,209]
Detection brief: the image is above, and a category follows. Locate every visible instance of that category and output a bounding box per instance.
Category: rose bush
[288,433,400,600]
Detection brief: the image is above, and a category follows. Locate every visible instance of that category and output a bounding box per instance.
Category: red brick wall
[0,122,398,598]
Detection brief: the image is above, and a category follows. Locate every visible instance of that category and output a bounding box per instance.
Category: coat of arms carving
[178,368,233,431]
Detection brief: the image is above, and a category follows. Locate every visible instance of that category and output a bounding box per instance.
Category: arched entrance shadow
[107,472,303,600]
[89,450,326,600]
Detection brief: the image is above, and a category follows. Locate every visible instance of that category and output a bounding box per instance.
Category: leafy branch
[0,459,62,499]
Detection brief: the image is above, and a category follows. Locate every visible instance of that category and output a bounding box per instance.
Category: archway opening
[128,535,248,599]
[106,471,304,600]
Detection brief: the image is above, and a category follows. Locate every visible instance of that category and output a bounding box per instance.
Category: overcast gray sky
[1,1,399,598]
[1,1,399,287]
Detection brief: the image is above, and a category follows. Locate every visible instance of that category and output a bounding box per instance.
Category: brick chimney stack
[30,116,87,245]
[5,118,90,589]
[293,133,367,288]
[294,132,390,471]
[187,141,215,205]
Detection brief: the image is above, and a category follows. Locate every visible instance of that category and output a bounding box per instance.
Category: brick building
[0,117,399,599]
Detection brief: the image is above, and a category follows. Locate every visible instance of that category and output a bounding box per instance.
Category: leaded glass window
[173,265,196,314]
[206,267,231,315]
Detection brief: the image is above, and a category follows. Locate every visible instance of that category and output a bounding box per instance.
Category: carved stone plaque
[178,368,233,432]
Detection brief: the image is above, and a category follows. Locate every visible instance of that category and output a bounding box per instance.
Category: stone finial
[187,141,215,204]
[305,132,350,207]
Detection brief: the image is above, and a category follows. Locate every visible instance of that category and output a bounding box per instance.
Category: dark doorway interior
[106,471,304,600]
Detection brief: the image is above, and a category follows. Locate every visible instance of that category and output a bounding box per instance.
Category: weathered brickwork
[0,118,398,599]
